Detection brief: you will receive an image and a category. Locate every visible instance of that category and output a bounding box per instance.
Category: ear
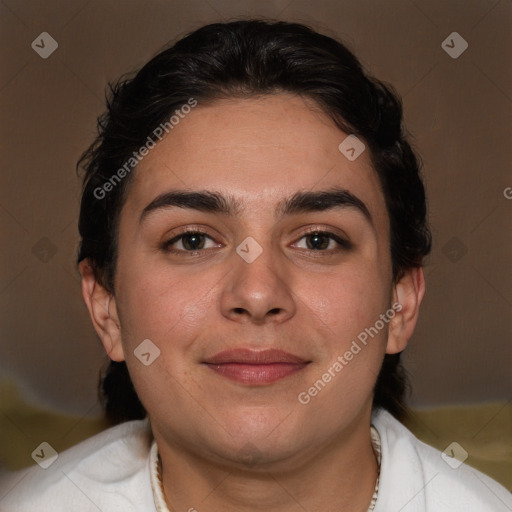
[386,267,426,354]
[78,259,125,362]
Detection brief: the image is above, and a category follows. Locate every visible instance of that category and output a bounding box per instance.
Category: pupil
[184,234,204,250]
[307,233,328,250]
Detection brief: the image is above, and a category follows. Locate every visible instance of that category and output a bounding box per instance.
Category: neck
[155,409,378,512]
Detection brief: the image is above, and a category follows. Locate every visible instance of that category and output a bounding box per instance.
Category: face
[82,94,422,470]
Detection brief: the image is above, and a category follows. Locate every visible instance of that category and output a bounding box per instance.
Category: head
[77,20,430,464]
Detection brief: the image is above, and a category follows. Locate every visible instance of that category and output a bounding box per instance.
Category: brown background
[0,0,510,422]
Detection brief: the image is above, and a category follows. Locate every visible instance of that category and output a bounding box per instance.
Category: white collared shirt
[1,409,510,511]
[150,427,381,511]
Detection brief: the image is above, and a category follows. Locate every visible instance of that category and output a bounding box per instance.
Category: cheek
[296,261,392,413]
[115,260,222,351]
[302,261,391,343]
[296,270,390,419]
[115,265,215,414]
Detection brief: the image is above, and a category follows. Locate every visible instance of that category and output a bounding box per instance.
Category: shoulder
[0,419,155,511]
[372,409,512,512]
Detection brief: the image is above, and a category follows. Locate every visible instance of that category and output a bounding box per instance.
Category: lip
[203,349,310,385]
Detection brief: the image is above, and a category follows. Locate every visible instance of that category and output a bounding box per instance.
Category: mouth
[203,348,311,385]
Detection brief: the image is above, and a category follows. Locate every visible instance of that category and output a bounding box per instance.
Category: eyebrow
[139,187,372,224]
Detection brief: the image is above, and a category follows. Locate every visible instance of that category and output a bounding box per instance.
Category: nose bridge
[220,233,296,323]
[236,235,283,289]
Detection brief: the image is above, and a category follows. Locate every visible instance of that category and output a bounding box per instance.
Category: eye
[161,228,351,256]
[293,230,352,252]
[162,230,220,253]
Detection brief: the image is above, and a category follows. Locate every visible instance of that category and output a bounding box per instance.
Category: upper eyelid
[167,227,346,239]
[165,226,220,240]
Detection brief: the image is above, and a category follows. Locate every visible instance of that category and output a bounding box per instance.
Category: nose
[219,239,296,325]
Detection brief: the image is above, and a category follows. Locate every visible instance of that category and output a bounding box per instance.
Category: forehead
[123,94,387,226]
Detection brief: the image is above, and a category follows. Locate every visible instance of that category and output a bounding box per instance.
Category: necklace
[150,426,382,511]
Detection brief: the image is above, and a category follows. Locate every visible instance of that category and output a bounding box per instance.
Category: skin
[80,94,425,512]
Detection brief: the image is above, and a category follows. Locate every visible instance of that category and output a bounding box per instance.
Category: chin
[214,436,302,471]
[220,405,294,438]
[207,410,307,465]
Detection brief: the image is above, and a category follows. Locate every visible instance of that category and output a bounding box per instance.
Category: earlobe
[78,259,125,362]
[386,267,426,355]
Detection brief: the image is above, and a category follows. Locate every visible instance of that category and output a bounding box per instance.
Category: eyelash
[161,228,352,256]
